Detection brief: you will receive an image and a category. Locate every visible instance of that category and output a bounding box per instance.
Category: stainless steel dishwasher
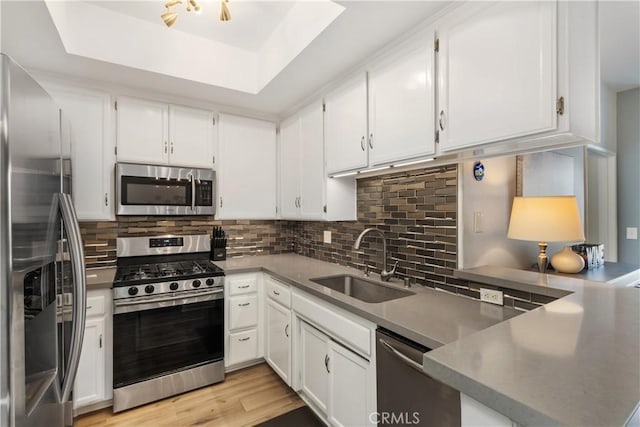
[376,328,461,426]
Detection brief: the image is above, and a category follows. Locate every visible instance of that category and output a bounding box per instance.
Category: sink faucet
[353,228,398,282]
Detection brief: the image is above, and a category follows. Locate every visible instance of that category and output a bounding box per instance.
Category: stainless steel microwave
[116,163,215,216]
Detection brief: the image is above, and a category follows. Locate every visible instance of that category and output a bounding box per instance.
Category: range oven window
[113,299,223,388]
[120,176,192,206]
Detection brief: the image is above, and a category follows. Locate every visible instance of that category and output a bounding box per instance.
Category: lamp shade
[507,196,585,243]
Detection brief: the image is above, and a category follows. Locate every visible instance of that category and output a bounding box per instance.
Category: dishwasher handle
[378,338,424,372]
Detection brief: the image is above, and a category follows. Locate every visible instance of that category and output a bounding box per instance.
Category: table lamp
[507,196,585,273]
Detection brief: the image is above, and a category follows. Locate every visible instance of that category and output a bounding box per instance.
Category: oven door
[113,290,224,389]
[116,163,215,216]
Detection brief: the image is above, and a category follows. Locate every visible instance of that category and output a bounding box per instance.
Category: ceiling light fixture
[220,0,231,22]
[161,0,229,28]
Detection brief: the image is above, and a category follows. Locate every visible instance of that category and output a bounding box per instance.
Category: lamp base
[551,246,585,273]
[537,242,548,273]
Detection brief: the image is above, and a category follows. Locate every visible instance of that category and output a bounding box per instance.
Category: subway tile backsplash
[80,163,553,310]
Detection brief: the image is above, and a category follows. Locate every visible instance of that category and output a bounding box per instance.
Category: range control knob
[128,287,138,296]
[192,280,201,288]
[206,278,215,286]
[169,282,179,291]
[144,285,155,294]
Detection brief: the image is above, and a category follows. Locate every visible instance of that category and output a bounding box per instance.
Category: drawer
[228,329,258,366]
[86,295,105,317]
[266,276,291,308]
[228,294,258,330]
[228,275,258,296]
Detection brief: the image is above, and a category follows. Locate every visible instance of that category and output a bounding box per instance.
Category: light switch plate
[480,288,503,306]
[627,227,638,240]
[473,211,483,233]
[323,230,332,244]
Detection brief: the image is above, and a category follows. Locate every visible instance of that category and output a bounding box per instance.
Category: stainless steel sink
[310,275,414,303]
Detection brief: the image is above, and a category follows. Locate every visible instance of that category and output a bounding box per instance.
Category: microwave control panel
[195,180,213,206]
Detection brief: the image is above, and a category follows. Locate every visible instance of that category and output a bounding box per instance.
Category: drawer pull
[86,306,93,310]
[238,285,250,289]
[238,302,250,307]
[238,337,251,342]
[273,290,280,296]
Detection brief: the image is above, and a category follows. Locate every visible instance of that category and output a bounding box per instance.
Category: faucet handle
[389,261,398,274]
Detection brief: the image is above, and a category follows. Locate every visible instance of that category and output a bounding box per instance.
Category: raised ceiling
[0,0,450,116]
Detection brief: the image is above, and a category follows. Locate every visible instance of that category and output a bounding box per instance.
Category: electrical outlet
[627,227,638,240]
[323,230,332,244]
[480,288,504,306]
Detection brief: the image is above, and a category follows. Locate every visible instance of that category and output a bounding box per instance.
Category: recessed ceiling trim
[44,0,344,94]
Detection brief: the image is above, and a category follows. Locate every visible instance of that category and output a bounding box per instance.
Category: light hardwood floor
[75,363,304,427]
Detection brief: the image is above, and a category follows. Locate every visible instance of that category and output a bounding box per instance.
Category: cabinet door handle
[170,141,174,154]
[220,197,223,208]
[360,136,365,151]
[439,110,446,131]
[99,334,103,349]
[284,324,289,337]
[164,141,168,153]
[239,337,251,342]
[368,133,374,149]
[324,354,330,373]
[104,193,108,207]
[273,290,280,296]
[238,302,250,307]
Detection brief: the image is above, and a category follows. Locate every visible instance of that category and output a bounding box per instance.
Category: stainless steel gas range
[112,234,224,413]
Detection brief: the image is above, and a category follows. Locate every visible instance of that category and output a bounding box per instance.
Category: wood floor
[75,363,305,427]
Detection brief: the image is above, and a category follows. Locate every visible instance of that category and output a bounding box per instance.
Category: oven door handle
[114,288,223,309]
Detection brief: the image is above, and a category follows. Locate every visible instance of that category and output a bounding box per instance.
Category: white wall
[617,88,640,264]
[460,156,532,269]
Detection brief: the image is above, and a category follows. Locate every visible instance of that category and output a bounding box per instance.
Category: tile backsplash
[81,163,554,310]
[80,218,294,267]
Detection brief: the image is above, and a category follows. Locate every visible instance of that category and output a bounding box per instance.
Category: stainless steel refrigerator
[0,54,87,426]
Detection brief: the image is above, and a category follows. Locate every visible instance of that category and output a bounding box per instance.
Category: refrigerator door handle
[58,193,87,404]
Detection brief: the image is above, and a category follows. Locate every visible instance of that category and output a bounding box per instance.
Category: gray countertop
[85,266,116,290]
[420,266,640,427]
[215,254,521,350]
[218,255,640,426]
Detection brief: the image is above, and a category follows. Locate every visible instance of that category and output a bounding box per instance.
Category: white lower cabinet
[265,299,291,384]
[74,289,112,412]
[299,321,330,413]
[225,273,262,369]
[327,340,370,427]
[293,290,376,427]
[461,394,517,427]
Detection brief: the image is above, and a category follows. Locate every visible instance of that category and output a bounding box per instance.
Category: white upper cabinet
[278,101,356,221]
[325,75,368,175]
[116,96,168,164]
[217,113,277,219]
[368,36,436,166]
[168,105,215,168]
[116,96,215,168]
[278,116,301,219]
[44,84,115,220]
[437,1,557,151]
[298,103,327,219]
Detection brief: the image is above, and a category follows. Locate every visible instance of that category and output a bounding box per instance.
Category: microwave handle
[190,174,196,213]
